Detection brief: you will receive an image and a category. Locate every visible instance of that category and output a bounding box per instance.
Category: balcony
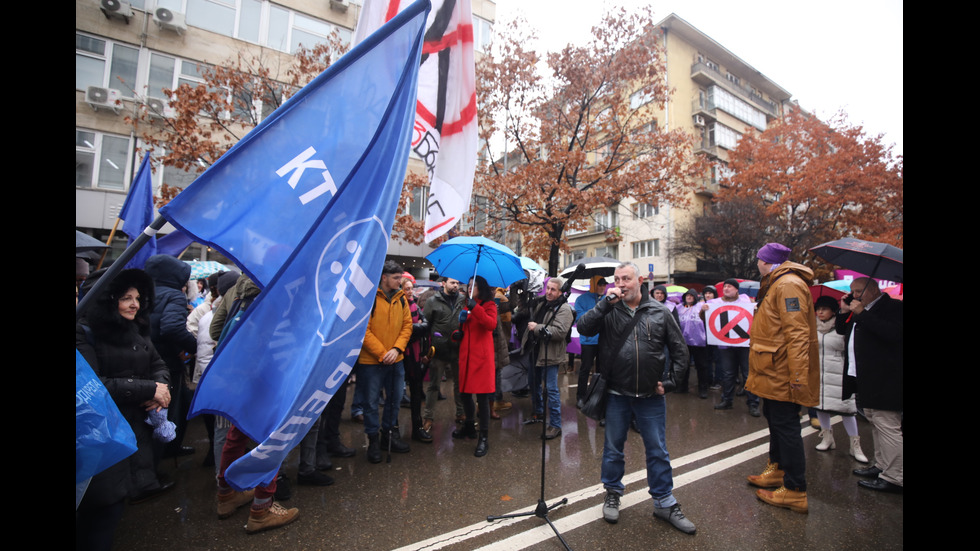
[690,62,779,118]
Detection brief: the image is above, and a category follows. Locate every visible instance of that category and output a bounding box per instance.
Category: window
[632,239,659,258]
[726,72,740,86]
[407,185,429,221]
[565,250,586,266]
[156,1,351,54]
[460,195,489,232]
[473,15,493,52]
[593,209,618,232]
[706,85,767,131]
[146,53,205,99]
[630,87,656,110]
[76,130,133,191]
[594,245,618,259]
[709,122,740,150]
[632,202,658,219]
[76,33,138,97]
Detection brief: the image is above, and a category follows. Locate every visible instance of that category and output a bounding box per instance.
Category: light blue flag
[186,0,429,491]
[119,154,157,269]
[159,1,427,289]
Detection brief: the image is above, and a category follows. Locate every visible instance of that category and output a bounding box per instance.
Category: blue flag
[160,1,426,289]
[185,0,429,491]
[119,154,157,269]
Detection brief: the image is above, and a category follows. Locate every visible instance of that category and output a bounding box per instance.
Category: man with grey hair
[838,277,903,494]
[519,276,573,440]
[578,262,695,534]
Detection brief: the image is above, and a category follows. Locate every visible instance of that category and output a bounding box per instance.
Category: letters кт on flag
[183,1,429,491]
[354,0,479,243]
[161,1,427,288]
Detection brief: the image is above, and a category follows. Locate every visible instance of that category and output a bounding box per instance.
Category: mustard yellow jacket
[745,262,820,407]
[357,287,413,365]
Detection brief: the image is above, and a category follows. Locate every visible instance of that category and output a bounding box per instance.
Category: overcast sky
[491,0,904,158]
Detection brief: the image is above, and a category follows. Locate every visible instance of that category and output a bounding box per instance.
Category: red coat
[458,299,498,394]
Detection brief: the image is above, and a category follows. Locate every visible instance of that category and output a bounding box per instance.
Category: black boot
[367,433,381,464]
[452,420,477,439]
[474,431,489,457]
[380,429,410,453]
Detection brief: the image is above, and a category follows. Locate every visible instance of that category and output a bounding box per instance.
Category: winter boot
[747,461,784,488]
[849,435,869,463]
[815,429,836,451]
[367,433,382,464]
[474,431,489,457]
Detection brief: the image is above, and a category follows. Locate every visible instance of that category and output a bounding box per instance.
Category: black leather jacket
[578,295,689,396]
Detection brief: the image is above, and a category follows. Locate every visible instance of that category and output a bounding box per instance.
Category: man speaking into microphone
[577,262,696,535]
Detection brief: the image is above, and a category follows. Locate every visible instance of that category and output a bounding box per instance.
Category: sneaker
[217,489,254,519]
[297,471,334,486]
[654,503,696,534]
[602,491,621,524]
[245,502,299,534]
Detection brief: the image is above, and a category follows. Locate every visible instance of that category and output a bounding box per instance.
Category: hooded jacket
[578,295,689,397]
[745,261,819,407]
[424,290,465,362]
[144,255,197,369]
[358,286,412,365]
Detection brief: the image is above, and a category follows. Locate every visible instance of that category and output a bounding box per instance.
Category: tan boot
[849,435,869,463]
[756,486,808,513]
[815,429,836,451]
[245,502,299,533]
[216,489,254,519]
[747,461,784,488]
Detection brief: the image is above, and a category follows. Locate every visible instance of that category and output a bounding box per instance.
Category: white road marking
[394,417,830,551]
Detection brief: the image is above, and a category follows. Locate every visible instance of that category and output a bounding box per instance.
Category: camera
[538,327,551,341]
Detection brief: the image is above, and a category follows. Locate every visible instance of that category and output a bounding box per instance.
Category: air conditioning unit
[86,86,122,114]
[100,0,133,23]
[693,115,706,127]
[330,0,349,12]
[154,8,187,35]
[145,97,175,119]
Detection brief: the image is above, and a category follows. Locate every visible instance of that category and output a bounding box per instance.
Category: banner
[705,300,756,347]
[184,1,429,490]
[354,0,478,242]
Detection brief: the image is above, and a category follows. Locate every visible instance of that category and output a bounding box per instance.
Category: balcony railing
[690,62,779,118]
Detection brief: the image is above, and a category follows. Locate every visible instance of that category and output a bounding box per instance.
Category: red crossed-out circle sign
[708,304,754,345]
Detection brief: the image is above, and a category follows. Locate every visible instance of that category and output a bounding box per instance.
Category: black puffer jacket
[76,269,169,505]
[144,255,196,373]
[578,295,689,397]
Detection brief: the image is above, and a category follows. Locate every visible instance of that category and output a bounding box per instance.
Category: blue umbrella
[426,236,525,289]
[519,256,545,272]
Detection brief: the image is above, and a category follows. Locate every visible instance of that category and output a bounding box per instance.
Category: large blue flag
[160,2,426,288]
[185,0,429,491]
[119,154,157,269]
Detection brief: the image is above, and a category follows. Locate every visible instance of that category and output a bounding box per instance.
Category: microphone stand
[487,284,576,551]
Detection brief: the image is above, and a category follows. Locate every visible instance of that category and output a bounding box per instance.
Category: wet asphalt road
[106,370,903,550]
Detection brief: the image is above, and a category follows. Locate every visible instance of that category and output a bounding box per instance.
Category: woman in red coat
[453,275,498,457]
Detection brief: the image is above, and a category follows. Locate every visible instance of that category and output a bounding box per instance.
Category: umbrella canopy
[519,256,545,272]
[664,285,688,304]
[185,260,229,280]
[76,230,109,253]
[426,236,525,289]
[559,256,620,279]
[809,238,903,283]
[810,283,847,303]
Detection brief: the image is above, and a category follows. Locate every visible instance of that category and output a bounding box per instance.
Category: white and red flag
[354,0,478,242]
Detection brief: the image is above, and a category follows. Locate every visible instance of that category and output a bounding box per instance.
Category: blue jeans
[529,364,561,429]
[356,362,405,436]
[717,347,758,406]
[602,393,676,508]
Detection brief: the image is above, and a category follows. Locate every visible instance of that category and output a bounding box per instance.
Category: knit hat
[757,242,791,265]
[723,278,740,289]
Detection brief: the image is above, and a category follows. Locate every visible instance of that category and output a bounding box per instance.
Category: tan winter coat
[745,261,819,407]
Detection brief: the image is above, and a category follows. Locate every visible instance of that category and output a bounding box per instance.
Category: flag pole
[76,214,168,320]
[96,218,123,271]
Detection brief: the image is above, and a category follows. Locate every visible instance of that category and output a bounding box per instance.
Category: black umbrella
[76,230,109,253]
[559,256,619,279]
[809,238,903,282]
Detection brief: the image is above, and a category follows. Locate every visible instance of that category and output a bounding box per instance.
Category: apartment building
[565,13,792,285]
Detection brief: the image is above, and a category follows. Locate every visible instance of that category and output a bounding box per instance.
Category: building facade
[564,13,792,286]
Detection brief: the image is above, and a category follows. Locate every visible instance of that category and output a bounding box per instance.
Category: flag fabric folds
[160,1,426,289]
[354,0,479,243]
[185,1,429,491]
[119,154,157,269]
